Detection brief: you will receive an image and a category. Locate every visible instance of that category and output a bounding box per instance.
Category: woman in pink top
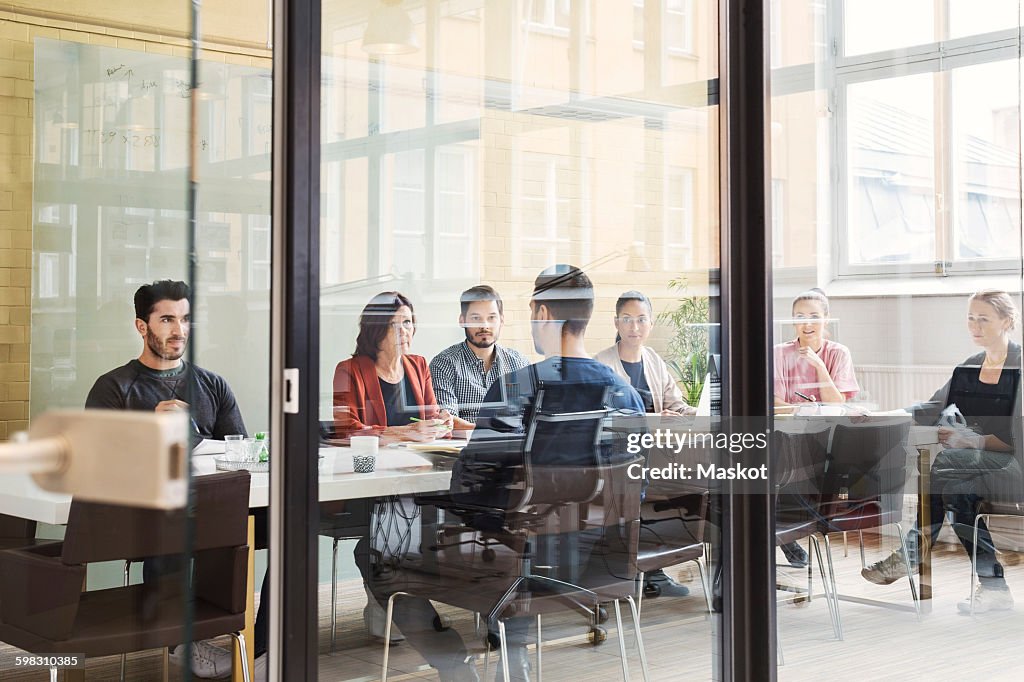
[773,289,859,568]
[774,288,860,407]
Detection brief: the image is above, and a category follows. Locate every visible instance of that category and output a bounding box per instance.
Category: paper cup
[350,436,378,473]
[353,453,376,473]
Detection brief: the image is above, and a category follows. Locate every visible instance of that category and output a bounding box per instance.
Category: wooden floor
[3,533,1024,680]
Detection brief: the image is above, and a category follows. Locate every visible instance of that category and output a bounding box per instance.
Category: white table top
[0,426,941,526]
[0,444,457,525]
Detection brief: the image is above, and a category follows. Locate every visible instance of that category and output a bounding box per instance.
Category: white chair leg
[625,595,650,682]
[843,531,849,557]
[228,632,251,682]
[806,537,813,603]
[498,619,511,682]
[635,571,645,619]
[50,667,57,682]
[971,514,989,615]
[613,599,630,681]
[895,522,921,620]
[381,591,408,682]
[858,530,866,569]
[696,558,712,613]
[810,535,841,640]
[121,560,131,681]
[536,614,543,681]
[821,533,844,640]
[330,537,339,652]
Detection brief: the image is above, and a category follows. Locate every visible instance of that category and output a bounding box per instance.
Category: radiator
[854,364,950,411]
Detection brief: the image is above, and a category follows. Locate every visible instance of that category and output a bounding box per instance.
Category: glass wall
[0,1,271,679]
[318,1,721,679]
[771,1,1024,677]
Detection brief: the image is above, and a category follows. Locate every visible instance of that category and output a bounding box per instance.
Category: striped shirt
[429,341,530,424]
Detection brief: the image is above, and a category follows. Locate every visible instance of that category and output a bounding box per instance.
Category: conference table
[0,425,945,677]
[0,444,459,682]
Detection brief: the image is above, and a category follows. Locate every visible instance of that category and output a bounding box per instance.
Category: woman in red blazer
[333,291,452,441]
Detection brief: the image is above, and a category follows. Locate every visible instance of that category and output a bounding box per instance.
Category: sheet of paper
[324,450,434,474]
[192,439,226,456]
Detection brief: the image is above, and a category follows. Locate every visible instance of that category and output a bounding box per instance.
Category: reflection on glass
[843,0,935,55]
[320,1,720,678]
[953,60,1022,262]
[845,73,936,267]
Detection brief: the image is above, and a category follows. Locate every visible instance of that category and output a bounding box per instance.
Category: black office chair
[817,417,917,622]
[380,382,649,681]
[772,425,841,639]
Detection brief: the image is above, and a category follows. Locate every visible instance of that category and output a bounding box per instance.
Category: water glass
[225,434,244,460]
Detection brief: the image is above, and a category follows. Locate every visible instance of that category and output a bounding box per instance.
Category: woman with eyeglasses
[774,288,859,408]
[596,290,695,600]
[333,291,454,442]
[595,290,695,416]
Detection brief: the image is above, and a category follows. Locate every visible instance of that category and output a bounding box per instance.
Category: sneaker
[958,584,1014,614]
[643,569,690,598]
[780,541,808,568]
[252,652,267,682]
[364,601,405,643]
[860,551,909,586]
[169,641,232,679]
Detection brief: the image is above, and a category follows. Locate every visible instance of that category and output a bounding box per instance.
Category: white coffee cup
[350,436,379,456]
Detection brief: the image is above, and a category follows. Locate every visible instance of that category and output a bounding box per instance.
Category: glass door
[310,1,726,679]
[0,1,273,680]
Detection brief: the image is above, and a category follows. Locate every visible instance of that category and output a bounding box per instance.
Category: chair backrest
[61,470,250,565]
[520,382,612,508]
[824,418,912,506]
[945,366,1021,419]
[772,426,830,494]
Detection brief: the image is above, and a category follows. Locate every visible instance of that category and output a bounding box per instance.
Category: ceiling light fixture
[362,0,420,56]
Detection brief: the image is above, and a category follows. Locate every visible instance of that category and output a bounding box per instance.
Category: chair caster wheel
[485,631,501,651]
[482,548,496,562]
[589,626,607,645]
[433,615,451,631]
[595,605,609,623]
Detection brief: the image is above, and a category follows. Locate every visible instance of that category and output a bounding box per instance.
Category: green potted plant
[658,277,710,406]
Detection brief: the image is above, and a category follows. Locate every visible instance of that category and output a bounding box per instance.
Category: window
[248,215,271,291]
[387,150,427,277]
[769,0,782,66]
[38,253,61,300]
[664,167,694,269]
[435,146,477,278]
[633,0,694,53]
[664,0,693,53]
[527,0,571,32]
[771,180,784,267]
[834,3,1022,276]
[514,153,572,273]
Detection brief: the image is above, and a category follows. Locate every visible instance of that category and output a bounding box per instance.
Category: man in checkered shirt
[429,285,530,429]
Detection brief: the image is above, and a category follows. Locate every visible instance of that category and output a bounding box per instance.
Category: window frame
[830,2,1022,278]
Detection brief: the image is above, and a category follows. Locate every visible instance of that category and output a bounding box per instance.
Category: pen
[794,391,816,402]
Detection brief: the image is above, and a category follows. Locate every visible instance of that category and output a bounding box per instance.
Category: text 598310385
[13,655,84,669]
